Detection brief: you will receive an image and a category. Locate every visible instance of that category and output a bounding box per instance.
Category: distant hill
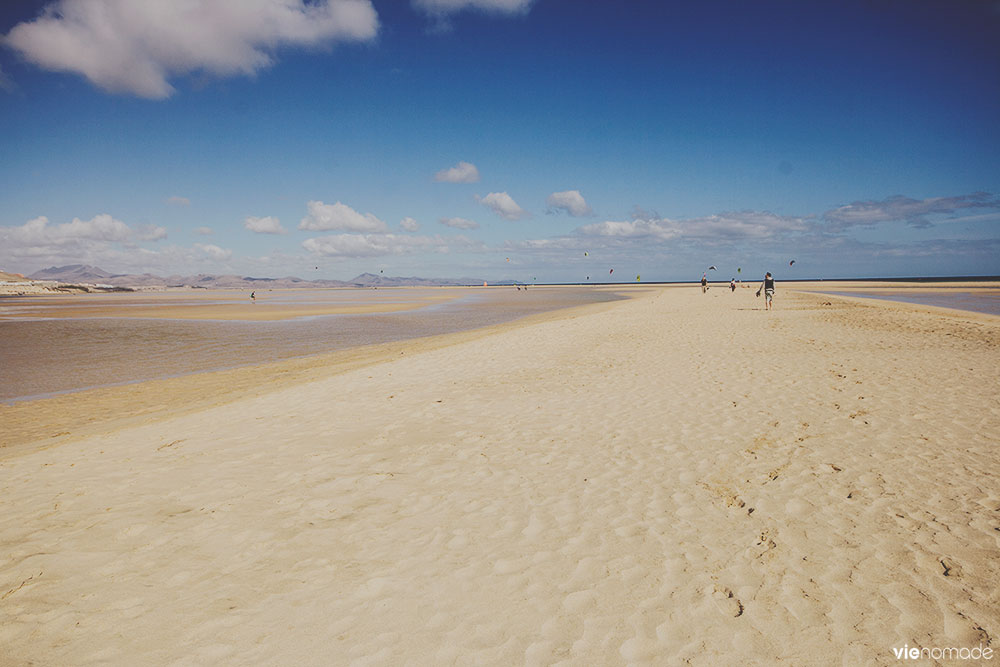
[30,264,113,282]
[349,272,484,287]
[25,265,484,288]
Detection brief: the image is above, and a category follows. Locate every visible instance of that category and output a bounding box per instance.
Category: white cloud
[4,0,379,99]
[136,223,168,241]
[547,190,592,217]
[298,200,388,232]
[0,214,179,272]
[167,195,190,206]
[195,243,232,261]
[302,233,454,257]
[434,161,480,183]
[194,226,213,236]
[439,216,479,230]
[413,0,535,16]
[400,216,420,232]
[477,191,529,220]
[4,214,132,245]
[244,215,287,234]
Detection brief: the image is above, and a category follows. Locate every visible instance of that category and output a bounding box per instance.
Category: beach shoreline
[0,286,639,455]
[2,284,998,665]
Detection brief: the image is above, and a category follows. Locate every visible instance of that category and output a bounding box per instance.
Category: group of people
[702,272,775,310]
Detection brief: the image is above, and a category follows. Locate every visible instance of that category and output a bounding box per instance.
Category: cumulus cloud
[477,191,529,220]
[400,216,420,232]
[195,243,232,261]
[4,0,379,99]
[439,216,479,230]
[167,195,190,206]
[434,161,480,183]
[0,214,174,271]
[244,215,287,234]
[298,200,388,232]
[4,214,131,245]
[413,0,535,16]
[547,190,592,217]
[822,193,1000,230]
[302,233,454,257]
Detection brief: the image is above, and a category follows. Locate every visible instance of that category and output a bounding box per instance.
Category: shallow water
[820,290,1000,317]
[0,287,622,402]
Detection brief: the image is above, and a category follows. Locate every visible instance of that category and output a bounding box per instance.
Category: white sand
[2,285,998,665]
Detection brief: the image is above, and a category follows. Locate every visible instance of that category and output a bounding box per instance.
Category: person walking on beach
[730,278,736,292]
[756,272,775,310]
[701,273,708,293]
[250,291,255,302]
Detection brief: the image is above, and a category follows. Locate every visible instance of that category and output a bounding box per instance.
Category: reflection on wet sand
[0,286,623,402]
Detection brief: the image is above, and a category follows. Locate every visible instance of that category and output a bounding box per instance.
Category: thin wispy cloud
[578,211,809,243]
[413,0,536,32]
[400,216,420,231]
[434,161,480,183]
[439,216,479,230]
[413,0,535,16]
[0,64,14,92]
[822,193,1000,230]
[4,0,380,99]
[194,227,213,236]
[166,195,191,206]
[302,233,451,257]
[547,190,592,217]
[478,191,529,220]
[244,216,287,235]
[298,200,388,233]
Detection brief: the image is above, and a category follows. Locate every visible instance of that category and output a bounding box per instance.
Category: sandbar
[1,283,998,665]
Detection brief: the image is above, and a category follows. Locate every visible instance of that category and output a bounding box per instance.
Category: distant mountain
[25,266,484,288]
[30,264,113,282]
[349,272,484,287]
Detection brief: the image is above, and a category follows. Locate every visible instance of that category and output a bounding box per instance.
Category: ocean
[820,289,1000,317]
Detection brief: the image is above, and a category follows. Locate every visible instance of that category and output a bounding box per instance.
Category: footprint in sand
[939,557,962,578]
[711,585,744,617]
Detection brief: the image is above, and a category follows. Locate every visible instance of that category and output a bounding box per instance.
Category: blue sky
[1,0,998,282]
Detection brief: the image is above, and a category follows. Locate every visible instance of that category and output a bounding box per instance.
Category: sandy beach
[2,284,998,665]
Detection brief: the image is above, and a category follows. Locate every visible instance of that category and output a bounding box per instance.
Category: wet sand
[1,286,622,404]
[1,283,998,665]
[0,287,458,321]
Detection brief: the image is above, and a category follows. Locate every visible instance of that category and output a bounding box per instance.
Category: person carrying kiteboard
[756,272,775,310]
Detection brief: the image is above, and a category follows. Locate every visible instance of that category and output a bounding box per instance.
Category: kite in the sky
[636,275,641,282]
[737,267,741,273]
[584,252,589,256]
[610,268,614,274]
[708,265,717,271]
[789,259,796,266]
